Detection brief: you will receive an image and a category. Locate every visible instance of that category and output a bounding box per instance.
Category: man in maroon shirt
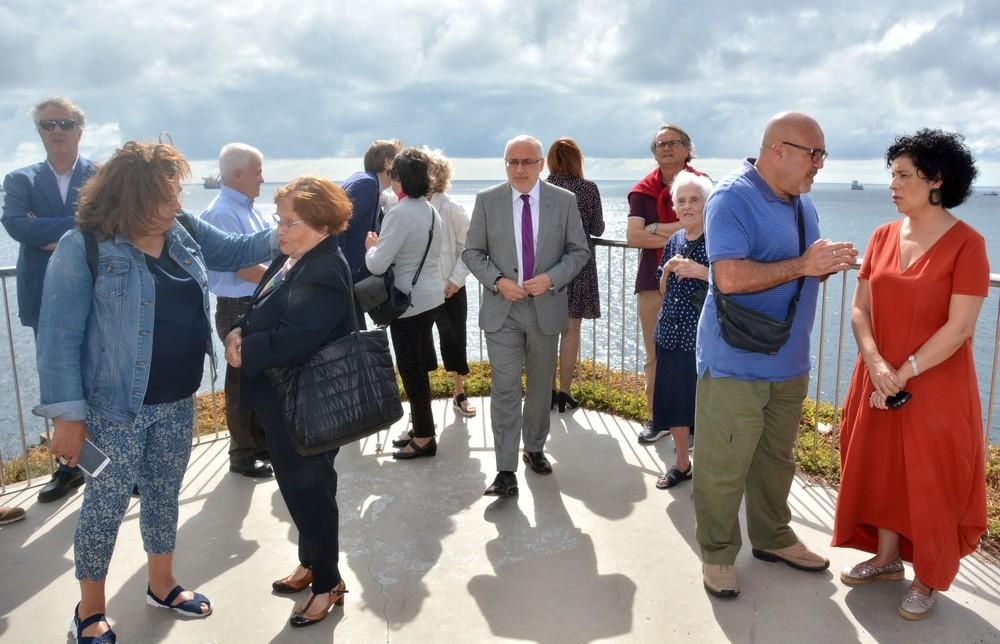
[626,124,706,441]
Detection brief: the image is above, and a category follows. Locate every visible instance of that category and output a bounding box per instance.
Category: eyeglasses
[504,158,542,168]
[782,141,828,163]
[38,119,77,131]
[655,139,687,150]
[273,217,308,230]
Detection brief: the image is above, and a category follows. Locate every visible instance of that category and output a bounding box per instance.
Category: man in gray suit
[463,135,590,497]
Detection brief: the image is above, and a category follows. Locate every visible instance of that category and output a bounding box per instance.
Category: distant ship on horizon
[850,180,864,191]
[203,175,221,189]
[983,190,999,196]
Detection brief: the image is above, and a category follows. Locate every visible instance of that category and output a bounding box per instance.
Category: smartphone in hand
[885,391,912,410]
[77,439,110,478]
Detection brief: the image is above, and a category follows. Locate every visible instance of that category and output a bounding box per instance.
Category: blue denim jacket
[33,215,278,424]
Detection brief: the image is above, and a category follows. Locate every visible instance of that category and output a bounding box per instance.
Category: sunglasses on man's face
[38,119,77,131]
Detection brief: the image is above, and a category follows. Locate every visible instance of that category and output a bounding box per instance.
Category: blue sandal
[146,585,213,617]
[70,603,117,643]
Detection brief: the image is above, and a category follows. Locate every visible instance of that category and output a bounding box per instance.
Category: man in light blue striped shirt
[201,143,274,478]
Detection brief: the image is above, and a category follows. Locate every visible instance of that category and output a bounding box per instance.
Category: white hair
[503,135,543,158]
[219,143,263,181]
[670,170,714,202]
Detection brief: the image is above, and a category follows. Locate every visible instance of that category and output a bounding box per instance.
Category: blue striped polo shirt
[695,159,820,382]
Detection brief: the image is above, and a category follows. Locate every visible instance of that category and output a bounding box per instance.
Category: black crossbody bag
[713,200,806,355]
[354,203,435,327]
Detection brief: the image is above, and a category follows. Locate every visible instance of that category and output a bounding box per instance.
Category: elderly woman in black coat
[224,175,354,628]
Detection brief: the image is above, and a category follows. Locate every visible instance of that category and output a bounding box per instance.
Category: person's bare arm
[713,239,857,293]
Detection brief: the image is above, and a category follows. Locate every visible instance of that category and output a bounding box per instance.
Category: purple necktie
[520,194,534,280]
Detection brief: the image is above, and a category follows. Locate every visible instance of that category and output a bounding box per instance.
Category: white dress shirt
[510,179,541,286]
[47,156,79,204]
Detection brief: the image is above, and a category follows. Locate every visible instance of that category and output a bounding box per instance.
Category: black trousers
[215,297,268,461]
[435,286,470,375]
[256,400,341,593]
[389,306,440,438]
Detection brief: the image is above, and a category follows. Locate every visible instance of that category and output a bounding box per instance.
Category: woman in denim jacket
[33,142,276,644]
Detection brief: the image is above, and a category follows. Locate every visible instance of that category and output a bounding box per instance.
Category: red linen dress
[833,219,989,590]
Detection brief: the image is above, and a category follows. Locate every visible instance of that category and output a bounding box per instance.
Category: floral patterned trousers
[74,398,194,580]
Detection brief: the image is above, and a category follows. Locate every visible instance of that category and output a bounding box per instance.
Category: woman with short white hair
[650,170,713,489]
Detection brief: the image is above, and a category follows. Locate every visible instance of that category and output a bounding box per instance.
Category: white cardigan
[429,192,471,288]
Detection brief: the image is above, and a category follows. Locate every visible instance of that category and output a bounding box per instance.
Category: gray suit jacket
[463,181,590,334]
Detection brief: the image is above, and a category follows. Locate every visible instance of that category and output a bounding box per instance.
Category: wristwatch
[492,275,503,292]
[649,222,658,234]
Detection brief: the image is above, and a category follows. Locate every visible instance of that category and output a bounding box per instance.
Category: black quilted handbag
[267,260,403,456]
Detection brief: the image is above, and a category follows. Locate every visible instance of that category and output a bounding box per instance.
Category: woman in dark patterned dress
[545,137,605,412]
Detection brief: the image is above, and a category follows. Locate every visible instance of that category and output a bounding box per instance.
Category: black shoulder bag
[266,254,404,456]
[354,204,435,327]
[713,200,806,355]
[682,235,709,313]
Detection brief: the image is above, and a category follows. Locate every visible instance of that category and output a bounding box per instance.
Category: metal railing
[3,243,999,491]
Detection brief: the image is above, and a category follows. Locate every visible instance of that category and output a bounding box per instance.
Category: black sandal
[656,465,692,490]
[392,429,414,448]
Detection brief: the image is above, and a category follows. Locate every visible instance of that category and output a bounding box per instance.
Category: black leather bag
[354,266,411,326]
[354,205,435,327]
[713,200,806,355]
[680,236,708,313]
[714,288,796,355]
[688,283,708,312]
[267,258,404,456]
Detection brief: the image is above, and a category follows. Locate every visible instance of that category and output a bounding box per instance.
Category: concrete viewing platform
[1,398,998,643]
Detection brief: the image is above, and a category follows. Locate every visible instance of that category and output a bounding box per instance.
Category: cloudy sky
[1,0,998,182]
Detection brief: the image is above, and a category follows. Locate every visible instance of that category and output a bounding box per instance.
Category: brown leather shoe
[272,566,313,594]
[702,564,739,598]
[752,541,829,572]
[0,506,26,526]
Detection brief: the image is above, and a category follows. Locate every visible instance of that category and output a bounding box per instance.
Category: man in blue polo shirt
[693,112,857,599]
[201,142,273,478]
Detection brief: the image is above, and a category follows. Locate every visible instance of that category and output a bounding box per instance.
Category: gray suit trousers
[485,298,559,472]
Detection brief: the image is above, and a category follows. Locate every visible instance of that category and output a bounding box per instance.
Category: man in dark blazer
[2,96,96,502]
[463,135,590,498]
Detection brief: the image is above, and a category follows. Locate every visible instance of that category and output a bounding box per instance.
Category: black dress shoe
[392,430,414,448]
[551,389,558,410]
[392,437,437,460]
[37,469,85,503]
[522,451,552,475]
[229,458,274,478]
[483,471,518,497]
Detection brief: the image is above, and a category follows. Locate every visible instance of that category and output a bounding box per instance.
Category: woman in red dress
[833,129,989,621]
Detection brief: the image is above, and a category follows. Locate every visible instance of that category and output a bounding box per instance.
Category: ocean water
[1,178,998,458]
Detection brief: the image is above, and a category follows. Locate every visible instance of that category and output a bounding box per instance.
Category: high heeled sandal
[146,585,213,618]
[289,583,348,628]
[70,603,117,644]
[272,566,313,593]
[557,391,581,413]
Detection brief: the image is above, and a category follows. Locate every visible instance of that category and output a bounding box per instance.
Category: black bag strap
[408,203,435,288]
[85,211,196,283]
[784,198,807,319]
[712,200,806,324]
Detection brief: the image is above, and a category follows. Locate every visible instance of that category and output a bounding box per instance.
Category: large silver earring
[928,188,943,206]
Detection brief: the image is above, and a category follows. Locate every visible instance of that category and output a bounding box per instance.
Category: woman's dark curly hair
[885,129,977,209]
